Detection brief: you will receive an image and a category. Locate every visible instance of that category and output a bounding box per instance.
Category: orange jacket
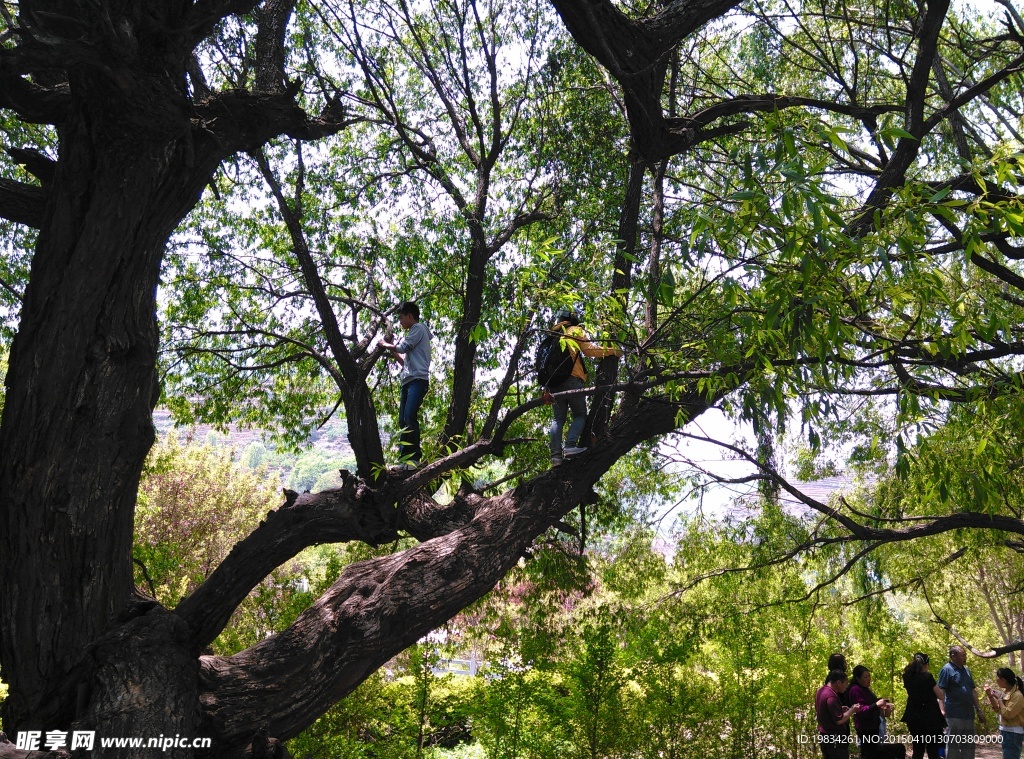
[555,322,622,381]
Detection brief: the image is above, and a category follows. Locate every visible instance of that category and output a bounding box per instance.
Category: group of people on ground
[817,654,904,759]
[379,303,620,471]
[901,647,1024,759]
[816,647,1024,759]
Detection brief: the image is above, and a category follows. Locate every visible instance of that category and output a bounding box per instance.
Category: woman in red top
[849,665,905,758]
[816,670,861,759]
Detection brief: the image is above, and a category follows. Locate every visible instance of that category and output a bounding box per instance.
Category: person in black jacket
[827,653,852,707]
[902,652,946,759]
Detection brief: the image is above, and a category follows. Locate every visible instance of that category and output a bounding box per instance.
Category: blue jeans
[548,376,586,456]
[1002,730,1023,759]
[399,379,428,463]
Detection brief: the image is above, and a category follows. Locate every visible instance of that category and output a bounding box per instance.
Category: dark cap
[554,307,580,325]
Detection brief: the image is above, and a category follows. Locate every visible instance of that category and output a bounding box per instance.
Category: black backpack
[535,327,579,389]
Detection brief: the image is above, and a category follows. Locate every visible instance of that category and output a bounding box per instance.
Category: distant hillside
[151,409,357,493]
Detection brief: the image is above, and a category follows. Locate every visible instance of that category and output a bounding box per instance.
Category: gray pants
[945,717,976,759]
[548,376,586,455]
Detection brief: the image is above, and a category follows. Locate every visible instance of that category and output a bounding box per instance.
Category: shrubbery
[133,436,1001,759]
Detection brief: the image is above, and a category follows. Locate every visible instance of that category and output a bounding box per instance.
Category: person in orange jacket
[546,308,621,467]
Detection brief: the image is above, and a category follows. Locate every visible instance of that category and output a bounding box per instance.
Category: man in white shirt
[380,302,432,470]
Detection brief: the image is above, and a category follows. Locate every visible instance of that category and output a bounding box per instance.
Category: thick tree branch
[174,450,499,655]
[485,209,553,256]
[176,394,573,653]
[923,52,1024,134]
[0,177,46,228]
[0,65,70,124]
[187,55,213,103]
[253,148,385,479]
[195,393,706,747]
[548,0,743,159]
[175,477,401,653]
[819,511,1024,550]
[193,89,359,156]
[253,0,296,94]
[5,148,56,185]
[186,0,263,49]
[550,0,741,80]
[848,0,951,236]
[672,95,901,130]
[970,250,1024,293]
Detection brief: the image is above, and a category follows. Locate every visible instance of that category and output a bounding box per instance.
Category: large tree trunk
[442,225,490,447]
[0,67,215,742]
[585,156,646,441]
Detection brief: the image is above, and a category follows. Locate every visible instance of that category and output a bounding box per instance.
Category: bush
[134,434,283,605]
[288,449,355,492]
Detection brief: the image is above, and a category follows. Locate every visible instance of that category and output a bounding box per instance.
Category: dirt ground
[872,743,1004,758]
[851,737,1005,758]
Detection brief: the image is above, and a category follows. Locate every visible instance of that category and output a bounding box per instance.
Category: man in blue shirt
[380,301,432,470]
[937,645,986,759]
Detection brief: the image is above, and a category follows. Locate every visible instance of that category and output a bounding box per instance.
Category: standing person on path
[850,664,906,759]
[379,301,432,471]
[816,669,862,759]
[984,667,1024,759]
[903,652,947,759]
[938,646,987,759]
[544,308,622,467]
[828,653,852,707]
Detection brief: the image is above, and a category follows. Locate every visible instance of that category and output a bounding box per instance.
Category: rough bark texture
[175,482,403,652]
[0,72,216,731]
[73,606,201,759]
[0,178,46,228]
[0,1,353,753]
